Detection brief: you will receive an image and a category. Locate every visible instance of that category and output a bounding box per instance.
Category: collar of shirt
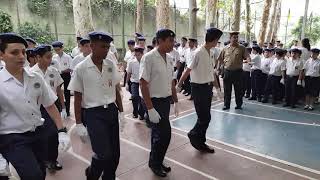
[0,67,35,82]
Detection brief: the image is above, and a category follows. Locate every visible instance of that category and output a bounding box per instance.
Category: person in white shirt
[177,27,223,153]
[126,46,146,120]
[283,48,304,108]
[52,41,73,117]
[71,36,82,58]
[183,38,197,98]
[30,45,67,171]
[301,48,320,110]
[68,31,124,180]
[137,36,148,54]
[176,37,188,81]
[260,48,274,96]
[0,33,70,180]
[262,49,286,104]
[71,38,91,71]
[249,45,263,101]
[109,42,118,60]
[25,48,37,70]
[123,40,136,88]
[139,29,179,177]
[242,47,252,98]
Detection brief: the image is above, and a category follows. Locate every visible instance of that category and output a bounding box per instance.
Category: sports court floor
[9,89,320,180]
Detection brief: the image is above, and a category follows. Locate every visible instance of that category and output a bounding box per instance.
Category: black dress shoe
[149,166,167,177]
[245,95,250,98]
[222,106,230,110]
[248,97,256,100]
[262,99,268,103]
[272,101,277,105]
[199,144,215,153]
[283,103,290,107]
[235,106,242,110]
[161,164,171,173]
[257,98,262,102]
[133,114,138,118]
[291,105,296,108]
[139,115,144,120]
[47,161,63,171]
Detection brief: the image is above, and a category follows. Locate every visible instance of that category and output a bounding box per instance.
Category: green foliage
[218,0,233,16]
[291,16,320,44]
[0,9,13,33]
[18,22,55,44]
[27,0,50,17]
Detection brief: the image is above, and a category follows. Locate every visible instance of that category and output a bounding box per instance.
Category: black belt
[287,75,298,78]
[151,96,171,100]
[224,68,243,72]
[191,82,214,86]
[85,103,115,110]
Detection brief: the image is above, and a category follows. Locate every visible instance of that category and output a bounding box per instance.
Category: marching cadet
[302,48,320,110]
[123,40,135,88]
[30,45,67,171]
[242,46,252,98]
[68,31,124,180]
[25,38,37,48]
[177,37,188,83]
[176,27,223,153]
[0,33,70,180]
[140,29,179,177]
[262,49,286,104]
[183,38,197,98]
[260,48,274,96]
[217,31,250,110]
[52,41,72,117]
[71,36,83,58]
[71,38,92,71]
[283,48,303,108]
[25,48,37,69]
[137,36,148,54]
[126,45,146,120]
[249,45,263,102]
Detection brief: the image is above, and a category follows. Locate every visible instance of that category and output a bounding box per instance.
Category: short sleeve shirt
[260,57,273,74]
[52,52,72,72]
[219,44,246,70]
[303,58,320,77]
[127,59,141,83]
[269,58,286,76]
[71,53,86,70]
[286,58,303,76]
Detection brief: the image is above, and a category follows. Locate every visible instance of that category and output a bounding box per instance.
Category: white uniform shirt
[68,55,121,108]
[178,46,188,63]
[110,43,117,55]
[303,58,320,77]
[71,53,86,70]
[71,46,81,58]
[186,47,197,66]
[188,46,215,84]
[30,64,64,94]
[124,50,135,63]
[52,52,72,72]
[127,58,141,83]
[168,49,180,67]
[50,58,61,73]
[261,57,273,74]
[0,68,57,134]
[0,60,5,71]
[107,52,118,65]
[251,54,261,70]
[269,58,286,76]
[139,48,174,98]
[286,58,303,76]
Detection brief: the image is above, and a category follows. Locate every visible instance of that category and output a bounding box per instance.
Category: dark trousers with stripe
[263,75,282,103]
[131,82,146,117]
[0,126,48,180]
[285,76,299,106]
[84,104,120,180]
[189,82,213,145]
[242,71,251,97]
[149,97,171,169]
[223,69,243,108]
[61,72,71,115]
[260,73,268,96]
[251,69,263,99]
[177,62,186,82]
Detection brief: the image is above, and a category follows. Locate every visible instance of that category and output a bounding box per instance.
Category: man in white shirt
[52,41,73,116]
[71,36,82,58]
[68,31,124,180]
[284,48,303,108]
[260,48,274,96]
[110,42,118,60]
[140,29,179,177]
[123,40,136,88]
[242,47,252,98]
[177,27,223,153]
[176,37,188,81]
[0,33,70,180]
[248,45,263,101]
[183,38,197,98]
[71,38,91,70]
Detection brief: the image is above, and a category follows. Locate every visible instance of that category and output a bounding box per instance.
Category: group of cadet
[0,25,319,180]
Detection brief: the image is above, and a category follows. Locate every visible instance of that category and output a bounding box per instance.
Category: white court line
[171,130,317,180]
[211,109,320,127]
[120,138,219,180]
[245,101,320,117]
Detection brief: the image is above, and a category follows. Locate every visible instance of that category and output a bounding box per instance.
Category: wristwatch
[57,127,68,133]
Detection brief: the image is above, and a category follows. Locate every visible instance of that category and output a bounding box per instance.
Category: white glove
[302,80,305,87]
[175,85,182,93]
[0,154,10,176]
[75,123,88,137]
[297,80,302,86]
[61,108,67,119]
[147,108,161,123]
[58,132,71,152]
[280,78,285,85]
[174,103,179,117]
[125,85,129,92]
[119,112,126,132]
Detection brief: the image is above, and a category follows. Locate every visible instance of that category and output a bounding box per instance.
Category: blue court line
[171,109,320,172]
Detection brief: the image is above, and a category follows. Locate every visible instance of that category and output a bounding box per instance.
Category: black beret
[274,48,285,56]
[51,41,63,48]
[264,48,272,52]
[137,36,146,41]
[290,48,300,54]
[79,38,90,45]
[88,31,113,43]
[174,42,180,47]
[242,42,249,47]
[76,36,83,41]
[252,45,261,52]
[181,37,188,41]
[25,38,37,45]
[134,45,145,52]
[229,31,239,35]
[127,39,135,45]
[188,38,197,42]
[135,32,143,37]
[34,45,52,56]
[147,45,154,49]
[311,48,320,53]
[206,27,223,39]
[156,29,176,39]
[0,33,28,47]
[26,48,36,58]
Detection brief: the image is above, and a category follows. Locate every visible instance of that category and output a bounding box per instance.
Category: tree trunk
[156,0,170,29]
[258,0,272,46]
[72,0,94,37]
[266,0,279,43]
[136,0,144,33]
[205,0,218,28]
[245,0,251,42]
[301,0,309,39]
[189,0,198,38]
[232,0,241,31]
[271,0,281,41]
